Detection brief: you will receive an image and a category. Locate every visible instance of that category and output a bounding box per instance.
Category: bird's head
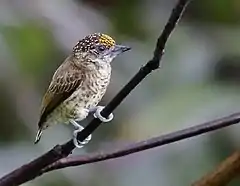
[72,33,130,66]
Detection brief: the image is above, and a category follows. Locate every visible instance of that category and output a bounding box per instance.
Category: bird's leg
[89,106,114,123]
[69,119,92,148]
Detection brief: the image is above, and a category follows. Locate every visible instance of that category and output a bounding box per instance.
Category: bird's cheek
[103,55,114,63]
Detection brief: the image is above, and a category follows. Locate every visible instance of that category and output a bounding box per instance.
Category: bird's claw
[92,106,114,123]
[70,119,92,148]
[73,128,92,148]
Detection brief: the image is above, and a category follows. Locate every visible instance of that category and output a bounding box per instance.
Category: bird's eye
[97,45,106,52]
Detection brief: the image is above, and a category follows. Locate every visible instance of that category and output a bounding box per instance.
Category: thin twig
[40,112,240,173]
[192,151,240,186]
[0,0,190,185]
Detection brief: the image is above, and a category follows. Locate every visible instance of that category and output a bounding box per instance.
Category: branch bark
[192,151,240,186]
[39,112,240,173]
[0,0,191,185]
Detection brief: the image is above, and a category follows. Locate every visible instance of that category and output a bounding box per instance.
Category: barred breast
[45,64,111,126]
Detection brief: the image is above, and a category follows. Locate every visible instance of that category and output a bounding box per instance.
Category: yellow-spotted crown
[73,33,115,56]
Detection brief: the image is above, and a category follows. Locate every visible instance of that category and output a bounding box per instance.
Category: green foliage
[1,23,56,78]
[0,85,30,142]
[188,0,240,24]
[107,0,147,39]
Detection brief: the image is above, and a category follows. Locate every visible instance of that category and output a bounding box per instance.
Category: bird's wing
[38,61,83,128]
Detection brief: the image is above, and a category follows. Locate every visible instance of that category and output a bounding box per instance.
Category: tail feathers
[34,129,43,144]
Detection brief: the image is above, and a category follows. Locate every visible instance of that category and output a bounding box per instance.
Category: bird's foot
[69,119,92,148]
[90,106,114,123]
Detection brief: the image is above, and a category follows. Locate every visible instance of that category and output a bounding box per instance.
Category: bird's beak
[111,45,131,56]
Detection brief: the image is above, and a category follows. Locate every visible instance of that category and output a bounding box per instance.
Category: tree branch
[0,0,191,185]
[192,151,240,186]
[39,112,240,173]
[75,0,191,143]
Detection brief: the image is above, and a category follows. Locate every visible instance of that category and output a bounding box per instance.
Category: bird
[34,33,130,148]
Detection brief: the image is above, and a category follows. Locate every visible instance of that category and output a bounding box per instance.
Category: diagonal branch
[0,0,191,185]
[75,0,191,143]
[41,112,240,173]
[192,151,240,186]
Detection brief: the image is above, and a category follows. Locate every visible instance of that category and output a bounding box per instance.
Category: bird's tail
[34,128,43,144]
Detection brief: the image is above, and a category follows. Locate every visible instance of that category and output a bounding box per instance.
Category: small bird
[35,33,130,147]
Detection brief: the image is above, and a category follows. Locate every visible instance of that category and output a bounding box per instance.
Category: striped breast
[66,65,111,120]
[45,64,111,125]
[43,62,111,127]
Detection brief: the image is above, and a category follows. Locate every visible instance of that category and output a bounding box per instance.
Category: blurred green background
[0,0,240,185]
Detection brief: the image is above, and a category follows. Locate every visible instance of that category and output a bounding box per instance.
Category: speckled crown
[73,33,116,55]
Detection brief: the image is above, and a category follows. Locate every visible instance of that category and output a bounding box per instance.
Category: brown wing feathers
[35,60,83,144]
[38,61,83,129]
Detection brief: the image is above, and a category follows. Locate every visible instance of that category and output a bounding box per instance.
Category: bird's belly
[44,79,108,126]
[44,99,89,126]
